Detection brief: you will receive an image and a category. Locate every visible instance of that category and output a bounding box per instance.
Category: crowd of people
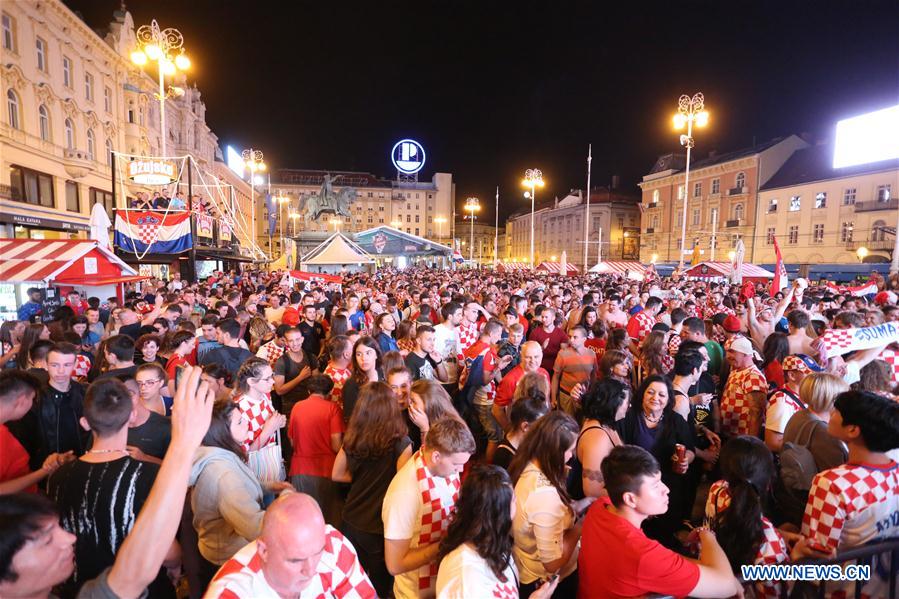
[1,265,898,599]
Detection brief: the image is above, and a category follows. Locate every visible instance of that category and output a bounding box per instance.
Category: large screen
[225,145,246,178]
[832,104,899,168]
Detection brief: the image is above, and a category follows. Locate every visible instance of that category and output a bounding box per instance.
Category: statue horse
[303,187,357,221]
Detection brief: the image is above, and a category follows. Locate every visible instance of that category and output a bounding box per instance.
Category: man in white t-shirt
[383,419,476,599]
[433,302,463,387]
[206,493,375,598]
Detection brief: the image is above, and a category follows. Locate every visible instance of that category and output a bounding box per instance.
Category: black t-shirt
[343,436,412,534]
[127,411,172,459]
[405,351,439,381]
[48,456,159,596]
[200,346,253,379]
[274,351,317,409]
[118,322,142,340]
[492,435,516,471]
[298,320,325,357]
[94,365,138,383]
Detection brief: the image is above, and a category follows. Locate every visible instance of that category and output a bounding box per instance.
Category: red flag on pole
[770,236,788,294]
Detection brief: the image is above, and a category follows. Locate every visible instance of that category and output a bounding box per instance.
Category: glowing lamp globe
[130,50,148,65]
[174,53,191,70]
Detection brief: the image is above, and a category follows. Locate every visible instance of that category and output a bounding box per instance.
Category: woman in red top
[165,329,196,396]
[760,332,789,392]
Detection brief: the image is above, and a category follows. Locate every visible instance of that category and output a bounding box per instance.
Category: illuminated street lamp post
[130,20,191,157]
[242,149,266,256]
[289,212,300,237]
[278,193,290,256]
[329,218,342,233]
[464,197,480,265]
[434,216,447,242]
[857,246,869,263]
[673,93,709,269]
[522,169,545,268]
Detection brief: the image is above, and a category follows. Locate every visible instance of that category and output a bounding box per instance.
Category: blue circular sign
[391,139,426,174]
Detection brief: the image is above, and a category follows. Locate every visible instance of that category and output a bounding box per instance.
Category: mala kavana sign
[127,159,178,185]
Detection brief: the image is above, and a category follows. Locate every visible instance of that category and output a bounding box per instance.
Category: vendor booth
[495,262,531,272]
[589,261,647,280]
[354,226,452,269]
[684,261,774,286]
[0,238,146,321]
[300,232,375,274]
[536,261,579,276]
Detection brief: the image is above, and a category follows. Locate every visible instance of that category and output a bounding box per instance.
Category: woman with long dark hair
[1,319,25,368]
[619,374,695,548]
[634,330,673,388]
[15,323,50,369]
[760,331,790,391]
[568,378,629,499]
[332,381,412,598]
[437,464,558,599]
[340,335,383,423]
[328,313,352,338]
[509,411,592,598]
[706,435,788,599]
[597,349,631,386]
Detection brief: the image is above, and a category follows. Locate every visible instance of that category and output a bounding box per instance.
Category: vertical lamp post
[329,218,342,233]
[464,197,480,265]
[522,169,544,268]
[290,212,300,237]
[673,93,709,269]
[434,216,447,242]
[278,193,289,256]
[241,149,265,256]
[130,20,191,157]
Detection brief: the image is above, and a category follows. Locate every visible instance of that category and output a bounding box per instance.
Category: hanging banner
[196,214,214,239]
[127,159,178,186]
[220,219,232,243]
[818,322,899,359]
[114,210,192,254]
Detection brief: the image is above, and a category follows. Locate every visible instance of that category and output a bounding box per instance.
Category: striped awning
[0,239,136,283]
[588,261,647,276]
[685,261,773,279]
[536,261,579,275]
[496,262,531,271]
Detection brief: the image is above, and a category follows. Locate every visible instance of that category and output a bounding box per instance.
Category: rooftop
[760,143,899,190]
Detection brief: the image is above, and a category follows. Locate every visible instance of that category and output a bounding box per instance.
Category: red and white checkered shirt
[765,386,804,434]
[706,481,788,599]
[235,393,278,452]
[256,340,285,368]
[878,346,899,385]
[626,311,655,345]
[324,364,351,404]
[668,333,683,356]
[72,354,91,380]
[720,365,767,437]
[205,527,376,599]
[457,321,479,355]
[708,303,735,318]
[802,461,899,599]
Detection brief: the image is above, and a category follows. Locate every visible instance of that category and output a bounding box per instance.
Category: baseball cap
[782,354,824,374]
[722,315,742,333]
[729,336,762,361]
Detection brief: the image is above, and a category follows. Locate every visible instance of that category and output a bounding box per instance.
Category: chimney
[611,175,620,189]
[554,196,559,209]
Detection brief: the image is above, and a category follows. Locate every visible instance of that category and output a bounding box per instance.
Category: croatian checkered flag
[818,323,899,359]
[770,237,787,294]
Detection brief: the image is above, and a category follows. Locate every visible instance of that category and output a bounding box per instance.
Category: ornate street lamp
[521,169,544,268]
[673,93,709,268]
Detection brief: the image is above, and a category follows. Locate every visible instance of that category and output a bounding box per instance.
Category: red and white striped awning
[0,239,138,284]
[536,261,579,275]
[496,262,531,272]
[588,261,647,276]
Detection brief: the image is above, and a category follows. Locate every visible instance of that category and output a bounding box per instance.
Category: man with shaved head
[205,493,375,598]
[491,340,550,431]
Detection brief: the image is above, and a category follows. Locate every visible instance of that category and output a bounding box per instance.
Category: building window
[90,188,114,214]
[677,185,684,200]
[788,225,799,244]
[652,189,660,203]
[693,182,702,198]
[767,198,778,213]
[872,220,887,241]
[876,184,891,202]
[86,129,95,161]
[378,205,384,211]
[9,165,54,207]
[710,207,718,226]
[406,215,410,223]
[651,215,659,229]
[6,89,19,129]
[104,86,112,113]
[36,36,47,72]
[38,104,50,141]
[766,228,776,245]
[789,196,801,211]
[812,223,824,243]
[428,215,432,223]
[734,203,744,221]
[842,188,856,205]
[415,214,419,223]
[815,192,826,209]
[735,172,745,189]
[676,210,683,227]
[840,222,854,242]
[65,180,80,212]
[415,227,420,236]
[1,12,14,52]
[105,138,113,166]
[63,55,72,87]
[692,208,700,226]
[711,178,720,194]
[64,118,75,149]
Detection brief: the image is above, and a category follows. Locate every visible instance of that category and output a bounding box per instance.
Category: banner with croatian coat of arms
[114,210,192,254]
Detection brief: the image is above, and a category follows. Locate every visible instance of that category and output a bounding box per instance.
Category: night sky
[65,0,899,221]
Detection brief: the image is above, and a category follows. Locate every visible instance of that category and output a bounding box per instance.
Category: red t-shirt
[165,353,192,382]
[527,326,569,373]
[579,497,700,598]
[287,394,345,477]
[495,365,550,407]
[0,424,35,492]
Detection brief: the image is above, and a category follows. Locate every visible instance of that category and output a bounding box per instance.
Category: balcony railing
[727,186,748,196]
[645,227,655,234]
[725,218,743,228]
[854,198,898,212]
[845,239,895,251]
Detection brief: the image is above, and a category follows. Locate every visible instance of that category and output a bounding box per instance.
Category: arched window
[735,172,746,190]
[38,104,50,141]
[86,129,95,160]
[872,220,886,242]
[105,138,113,167]
[64,118,75,149]
[734,203,744,221]
[6,89,19,129]
[652,189,660,203]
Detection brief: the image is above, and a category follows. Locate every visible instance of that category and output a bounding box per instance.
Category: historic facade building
[1,1,220,240]
[638,135,807,264]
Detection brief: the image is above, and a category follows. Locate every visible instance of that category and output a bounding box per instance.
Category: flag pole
[583,144,592,273]
[494,186,499,268]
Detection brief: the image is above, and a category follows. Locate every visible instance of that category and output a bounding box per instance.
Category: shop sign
[0,212,90,232]
[391,139,426,174]
[127,159,178,185]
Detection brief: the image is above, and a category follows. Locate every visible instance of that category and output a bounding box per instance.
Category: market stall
[684,261,774,286]
[300,232,375,274]
[588,261,647,280]
[536,261,579,276]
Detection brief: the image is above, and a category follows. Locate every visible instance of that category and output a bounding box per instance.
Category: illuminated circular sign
[127,159,177,185]
[391,139,426,174]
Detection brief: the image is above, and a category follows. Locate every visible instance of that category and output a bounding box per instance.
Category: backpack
[775,417,820,525]
[456,346,490,417]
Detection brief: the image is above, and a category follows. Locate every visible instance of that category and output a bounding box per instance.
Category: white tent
[301,232,374,269]
[589,261,647,280]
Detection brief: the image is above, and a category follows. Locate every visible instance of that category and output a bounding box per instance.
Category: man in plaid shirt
[206,493,376,599]
[796,389,899,599]
[626,296,663,356]
[720,336,767,438]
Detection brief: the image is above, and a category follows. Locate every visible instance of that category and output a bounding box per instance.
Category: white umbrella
[89,202,112,248]
[561,250,568,277]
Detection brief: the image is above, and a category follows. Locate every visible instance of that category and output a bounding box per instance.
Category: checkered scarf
[817,323,899,359]
[414,450,460,594]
